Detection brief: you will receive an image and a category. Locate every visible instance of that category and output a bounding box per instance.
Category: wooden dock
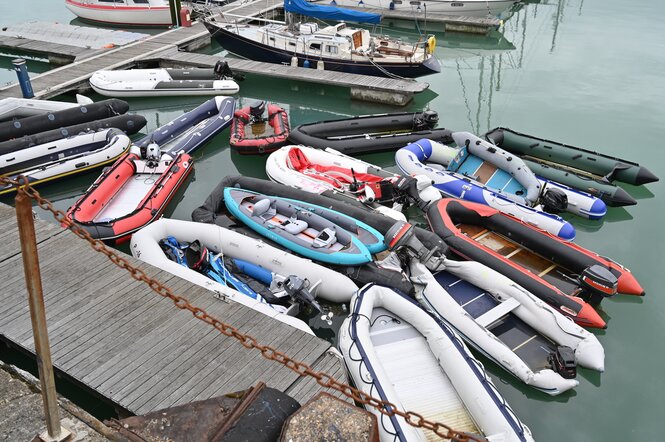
[344,6,502,34]
[0,203,348,415]
[152,48,428,105]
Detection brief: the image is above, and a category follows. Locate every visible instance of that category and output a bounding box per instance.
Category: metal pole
[15,190,69,441]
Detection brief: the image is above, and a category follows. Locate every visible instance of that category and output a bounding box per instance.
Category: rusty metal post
[15,190,71,441]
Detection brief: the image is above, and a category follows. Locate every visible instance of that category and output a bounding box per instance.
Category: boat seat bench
[475,297,521,328]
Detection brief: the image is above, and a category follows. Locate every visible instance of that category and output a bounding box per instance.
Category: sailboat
[203,0,440,78]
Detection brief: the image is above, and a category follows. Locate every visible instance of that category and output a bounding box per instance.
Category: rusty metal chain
[3,176,485,442]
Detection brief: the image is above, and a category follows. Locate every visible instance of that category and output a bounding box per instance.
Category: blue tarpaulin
[284,0,382,24]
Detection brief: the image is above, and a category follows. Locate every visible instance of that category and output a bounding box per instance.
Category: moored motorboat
[135,96,235,156]
[266,144,441,221]
[90,68,239,98]
[485,127,658,205]
[396,138,577,240]
[64,0,173,27]
[0,98,129,142]
[339,284,534,442]
[427,199,645,327]
[203,0,440,78]
[0,129,131,195]
[66,145,193,244]
[288,109,453,155]
[223,187,385,265]
[230,101,290,155]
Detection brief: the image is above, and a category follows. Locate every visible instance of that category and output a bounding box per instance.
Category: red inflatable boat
[66,147,193,244]
[230,101,289,155]
[427,199,644,329]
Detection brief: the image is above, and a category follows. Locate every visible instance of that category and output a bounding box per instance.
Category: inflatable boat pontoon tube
[67,147,192,244]
[409,259,604,395]
[230,103,290,155]
[288,110,454,155]
[0,99,129,142]
[0,95,91,122]
[135,97,235,156]
[0,129,131,195]
[131,218,358,304]
[485,127,659,186]
[223,188,385,265]
[266,145,441,221]
[396,139,577,240]
[339,284,534,442]
[89,69,240,97]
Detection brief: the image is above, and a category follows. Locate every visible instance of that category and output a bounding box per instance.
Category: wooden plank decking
[0,203,348,414]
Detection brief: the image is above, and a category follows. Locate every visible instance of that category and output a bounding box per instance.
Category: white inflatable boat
[0,128,130,195]
[339,284,534,442]
[131,219,359,333]
[266,145,441,221]
[89,68,240,98]
[0,95,92,122]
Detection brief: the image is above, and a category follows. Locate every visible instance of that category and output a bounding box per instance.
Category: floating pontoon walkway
[0,203,347,415]
[152,48,429,105]
[343,6,502,34]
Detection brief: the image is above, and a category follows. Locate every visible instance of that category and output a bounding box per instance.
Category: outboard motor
[578,264,618,305]
[384,221,442,270]
[541,188,568,214]
[413,110,439,130]
[249,100,266,122]
[548,346,577,379]
[184,240,208,271]
[145,142,161,168]
[283,275,322,313]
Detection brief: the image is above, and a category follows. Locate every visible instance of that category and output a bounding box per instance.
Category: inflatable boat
[0,129,131,195]
[383,221,604,394]
[339,284,534,442]
[135,97,235,156]
[192,175,448,257]
[223,187,385,265]
[230,101,290,155]
[288,110,454,155]
[132,218,358,304]
[396,139,577,240]
[0,114,147,155]
[266,145,441,221]
[67,145,192,244]
[485,127,658,205]
[0,99,129,142]
[0,95,91,122]
[427,199,645,326]
[89,68,239,98]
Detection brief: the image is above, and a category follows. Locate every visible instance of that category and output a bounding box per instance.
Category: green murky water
[2,1,664,440]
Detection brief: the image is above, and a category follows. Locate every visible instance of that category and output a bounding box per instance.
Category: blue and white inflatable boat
[396,137,578,240]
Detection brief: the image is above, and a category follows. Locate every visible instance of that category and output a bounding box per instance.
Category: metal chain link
[3,176,484,442]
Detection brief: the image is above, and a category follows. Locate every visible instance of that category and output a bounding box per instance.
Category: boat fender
[578,264,618,305]
[427,35,436,54]
[541,188,568,214]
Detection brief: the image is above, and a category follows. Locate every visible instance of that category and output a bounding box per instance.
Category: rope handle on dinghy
[2,175,486,442]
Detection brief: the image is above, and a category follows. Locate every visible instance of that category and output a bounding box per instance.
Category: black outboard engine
[283,275,322,313]
[541,188,568,214]
[578,264,618,305]
[385,221,442,270]
[548,346,577,379]
[413,110,439,130]
[393,175,429,210]
[249,100,266,122]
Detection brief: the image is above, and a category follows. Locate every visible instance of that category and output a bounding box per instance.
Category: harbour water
[1,0,664,440]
